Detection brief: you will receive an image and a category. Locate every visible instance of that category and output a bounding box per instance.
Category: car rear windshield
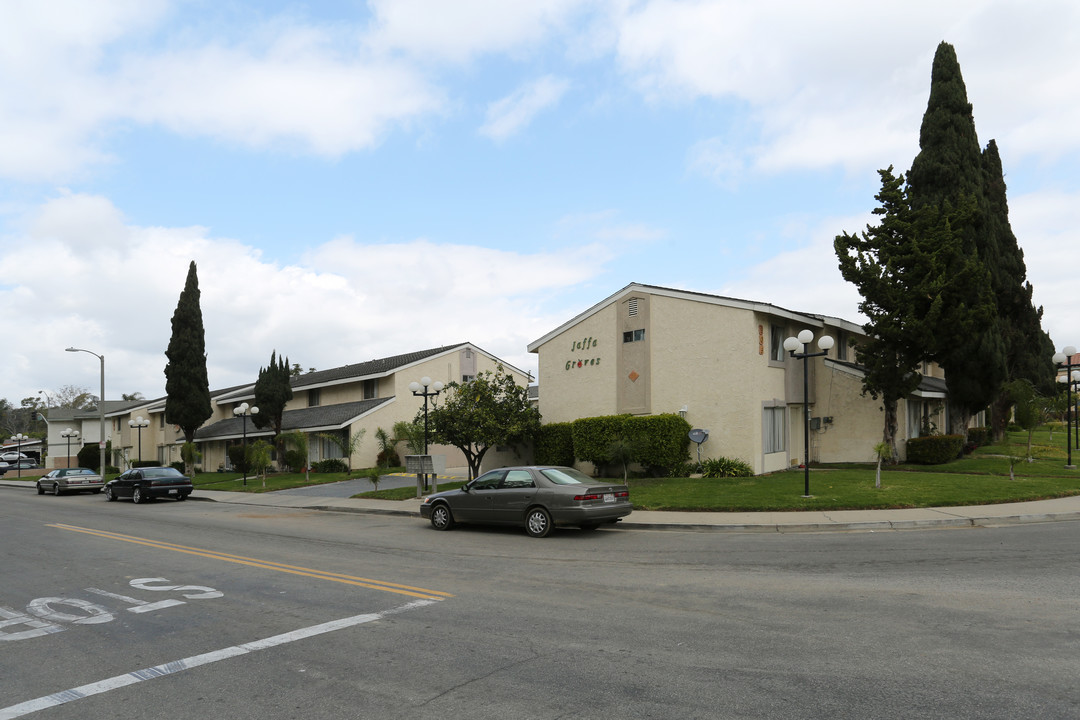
[143,468,184,478]
[539,468,595,485]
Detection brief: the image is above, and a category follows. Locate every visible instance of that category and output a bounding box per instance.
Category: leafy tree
[253,350,293,460]
[835,167,936,460]
[1005,379,1046,461]
[608,437,633,482]
[122,392,145,402]
[872,442,892,489]
[317,429,366,473]
[393,420,425,456]
[281,430,310,481]
[426,365,541,480]
[249,439,273,487]
[374,427,399,467]
[52,384,95,409]
[164,260,213,472]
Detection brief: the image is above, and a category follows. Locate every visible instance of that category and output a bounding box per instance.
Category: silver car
[419,466,632,538]
[37,467,104,495]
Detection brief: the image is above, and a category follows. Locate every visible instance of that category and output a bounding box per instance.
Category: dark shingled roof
[290,343,468,390]
[194,398,394,441]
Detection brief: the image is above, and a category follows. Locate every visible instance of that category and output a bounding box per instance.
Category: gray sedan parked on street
[419,466,631,537]
[37,467,104,495]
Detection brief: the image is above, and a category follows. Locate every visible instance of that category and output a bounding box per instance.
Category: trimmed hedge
[312,458,348,473]
[906,435,965,464]
[535,422,575,467]
[966,426,992,447]
[568,413,692,475]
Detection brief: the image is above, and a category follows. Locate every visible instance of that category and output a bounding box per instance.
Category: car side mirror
[462,482,472,493]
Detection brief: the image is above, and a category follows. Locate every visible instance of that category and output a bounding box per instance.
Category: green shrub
[312,458,348,473]
[227,445,249,474]
[535,422,575,466]
[701,456,754,478]
[377,449,400,467]
[283,449,307,472]
[569,413,691,476]
[966,426,992,447]
[906,435,965,464]
[77,444,101,471]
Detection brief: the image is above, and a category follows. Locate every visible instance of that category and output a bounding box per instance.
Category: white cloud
[0,193,617,402]
[479,76,571,142]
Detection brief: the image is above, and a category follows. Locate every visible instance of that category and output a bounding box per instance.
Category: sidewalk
[5,477,1080,532]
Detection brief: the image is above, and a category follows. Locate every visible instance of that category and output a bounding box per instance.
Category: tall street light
[408,377,444,455]
[61,428,79,469]
[66,347,106,477]
[9,433,28,480]
[1054,346,1078,469]
[409,377,444,492]
[784,329,834,498]
[129,416,149,464]
[234,402,259,486]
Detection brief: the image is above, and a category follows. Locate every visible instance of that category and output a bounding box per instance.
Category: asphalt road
[3,488,1079,719]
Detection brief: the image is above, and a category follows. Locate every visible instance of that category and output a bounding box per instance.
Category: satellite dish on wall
[688,429,709,445]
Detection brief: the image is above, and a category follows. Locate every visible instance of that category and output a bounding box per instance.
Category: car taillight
[574,493,603,501]
[615,491,628,498]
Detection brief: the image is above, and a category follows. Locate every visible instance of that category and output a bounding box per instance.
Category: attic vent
[628,298,639,317]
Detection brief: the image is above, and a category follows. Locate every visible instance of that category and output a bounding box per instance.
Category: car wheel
[53,482,63,497]
[525,507,552,538]
[132,486,146,504]
[430,503,454,531]
[37,482,45,495]
[176,493,188,501]
[105,486,116,501]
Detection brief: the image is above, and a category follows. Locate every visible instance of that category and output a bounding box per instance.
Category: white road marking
[0,598,439,720]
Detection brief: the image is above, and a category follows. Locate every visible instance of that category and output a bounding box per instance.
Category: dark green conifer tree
[253,350,293,459]
[164,261,213,470]
[906,41,1006,435]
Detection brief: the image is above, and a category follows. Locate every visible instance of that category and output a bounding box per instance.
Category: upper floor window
[623,329,645,343]
[769,324,786,362]
[462,374,476,383]
[363,379,377,400]
[309,388,321,407]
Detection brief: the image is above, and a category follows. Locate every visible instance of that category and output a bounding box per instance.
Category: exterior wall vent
[628,297,639,317]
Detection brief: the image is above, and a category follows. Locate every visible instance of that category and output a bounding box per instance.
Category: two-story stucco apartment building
[528,283,950,475]
[42,343,532,473]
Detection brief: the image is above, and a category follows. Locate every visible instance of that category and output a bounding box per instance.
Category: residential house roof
[194,397,395,442]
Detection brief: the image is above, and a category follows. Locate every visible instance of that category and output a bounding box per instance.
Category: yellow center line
[49,523,452,600]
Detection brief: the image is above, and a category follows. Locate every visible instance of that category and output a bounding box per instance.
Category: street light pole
[61,428,79,469]
[784,329,834,497]
[9,433,28,480]
[128,416,149,464]
[234,402,259,486]
[1053,346,1077,469]
[409,377,444,491]
[66,347,106,476]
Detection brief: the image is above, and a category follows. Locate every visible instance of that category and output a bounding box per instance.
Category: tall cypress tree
[906,42,1006,435]
[164,261,213,467]
[253,350,293,459]
[982,140,1057,437]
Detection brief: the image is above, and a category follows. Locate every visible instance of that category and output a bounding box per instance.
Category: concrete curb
[6,479,1080,533]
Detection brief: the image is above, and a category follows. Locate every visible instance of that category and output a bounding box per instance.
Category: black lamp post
[408,377,444,455]
[1053,347,1077,469]
[128,416,149,464]
[234,402,259,486]
[61,428,79,469]
[9,433,28,480]
[409,377,444,491]
[784,329,834,497]
[66,347,106,477]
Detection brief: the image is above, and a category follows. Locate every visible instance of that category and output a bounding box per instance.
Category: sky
[2,0,1079,408]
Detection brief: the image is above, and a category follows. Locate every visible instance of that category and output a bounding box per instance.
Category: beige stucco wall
[535,303,617,424]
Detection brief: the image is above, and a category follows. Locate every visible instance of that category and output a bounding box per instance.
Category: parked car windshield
[58,468,97,476]
[539,467,595,485]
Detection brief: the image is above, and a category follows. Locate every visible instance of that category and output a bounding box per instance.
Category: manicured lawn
[353,428,1080,511]
[21,429,1068,511]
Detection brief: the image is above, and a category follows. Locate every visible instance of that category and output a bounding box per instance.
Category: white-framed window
[623,329,645,343]
[763,406,786,453]
[309,389,321,407]
[462,374,476,383]
[363,379,377,400]
[907,399,922,439]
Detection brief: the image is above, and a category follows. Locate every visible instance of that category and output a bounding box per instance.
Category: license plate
[603,493,615,503]
[169,489,178,494]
